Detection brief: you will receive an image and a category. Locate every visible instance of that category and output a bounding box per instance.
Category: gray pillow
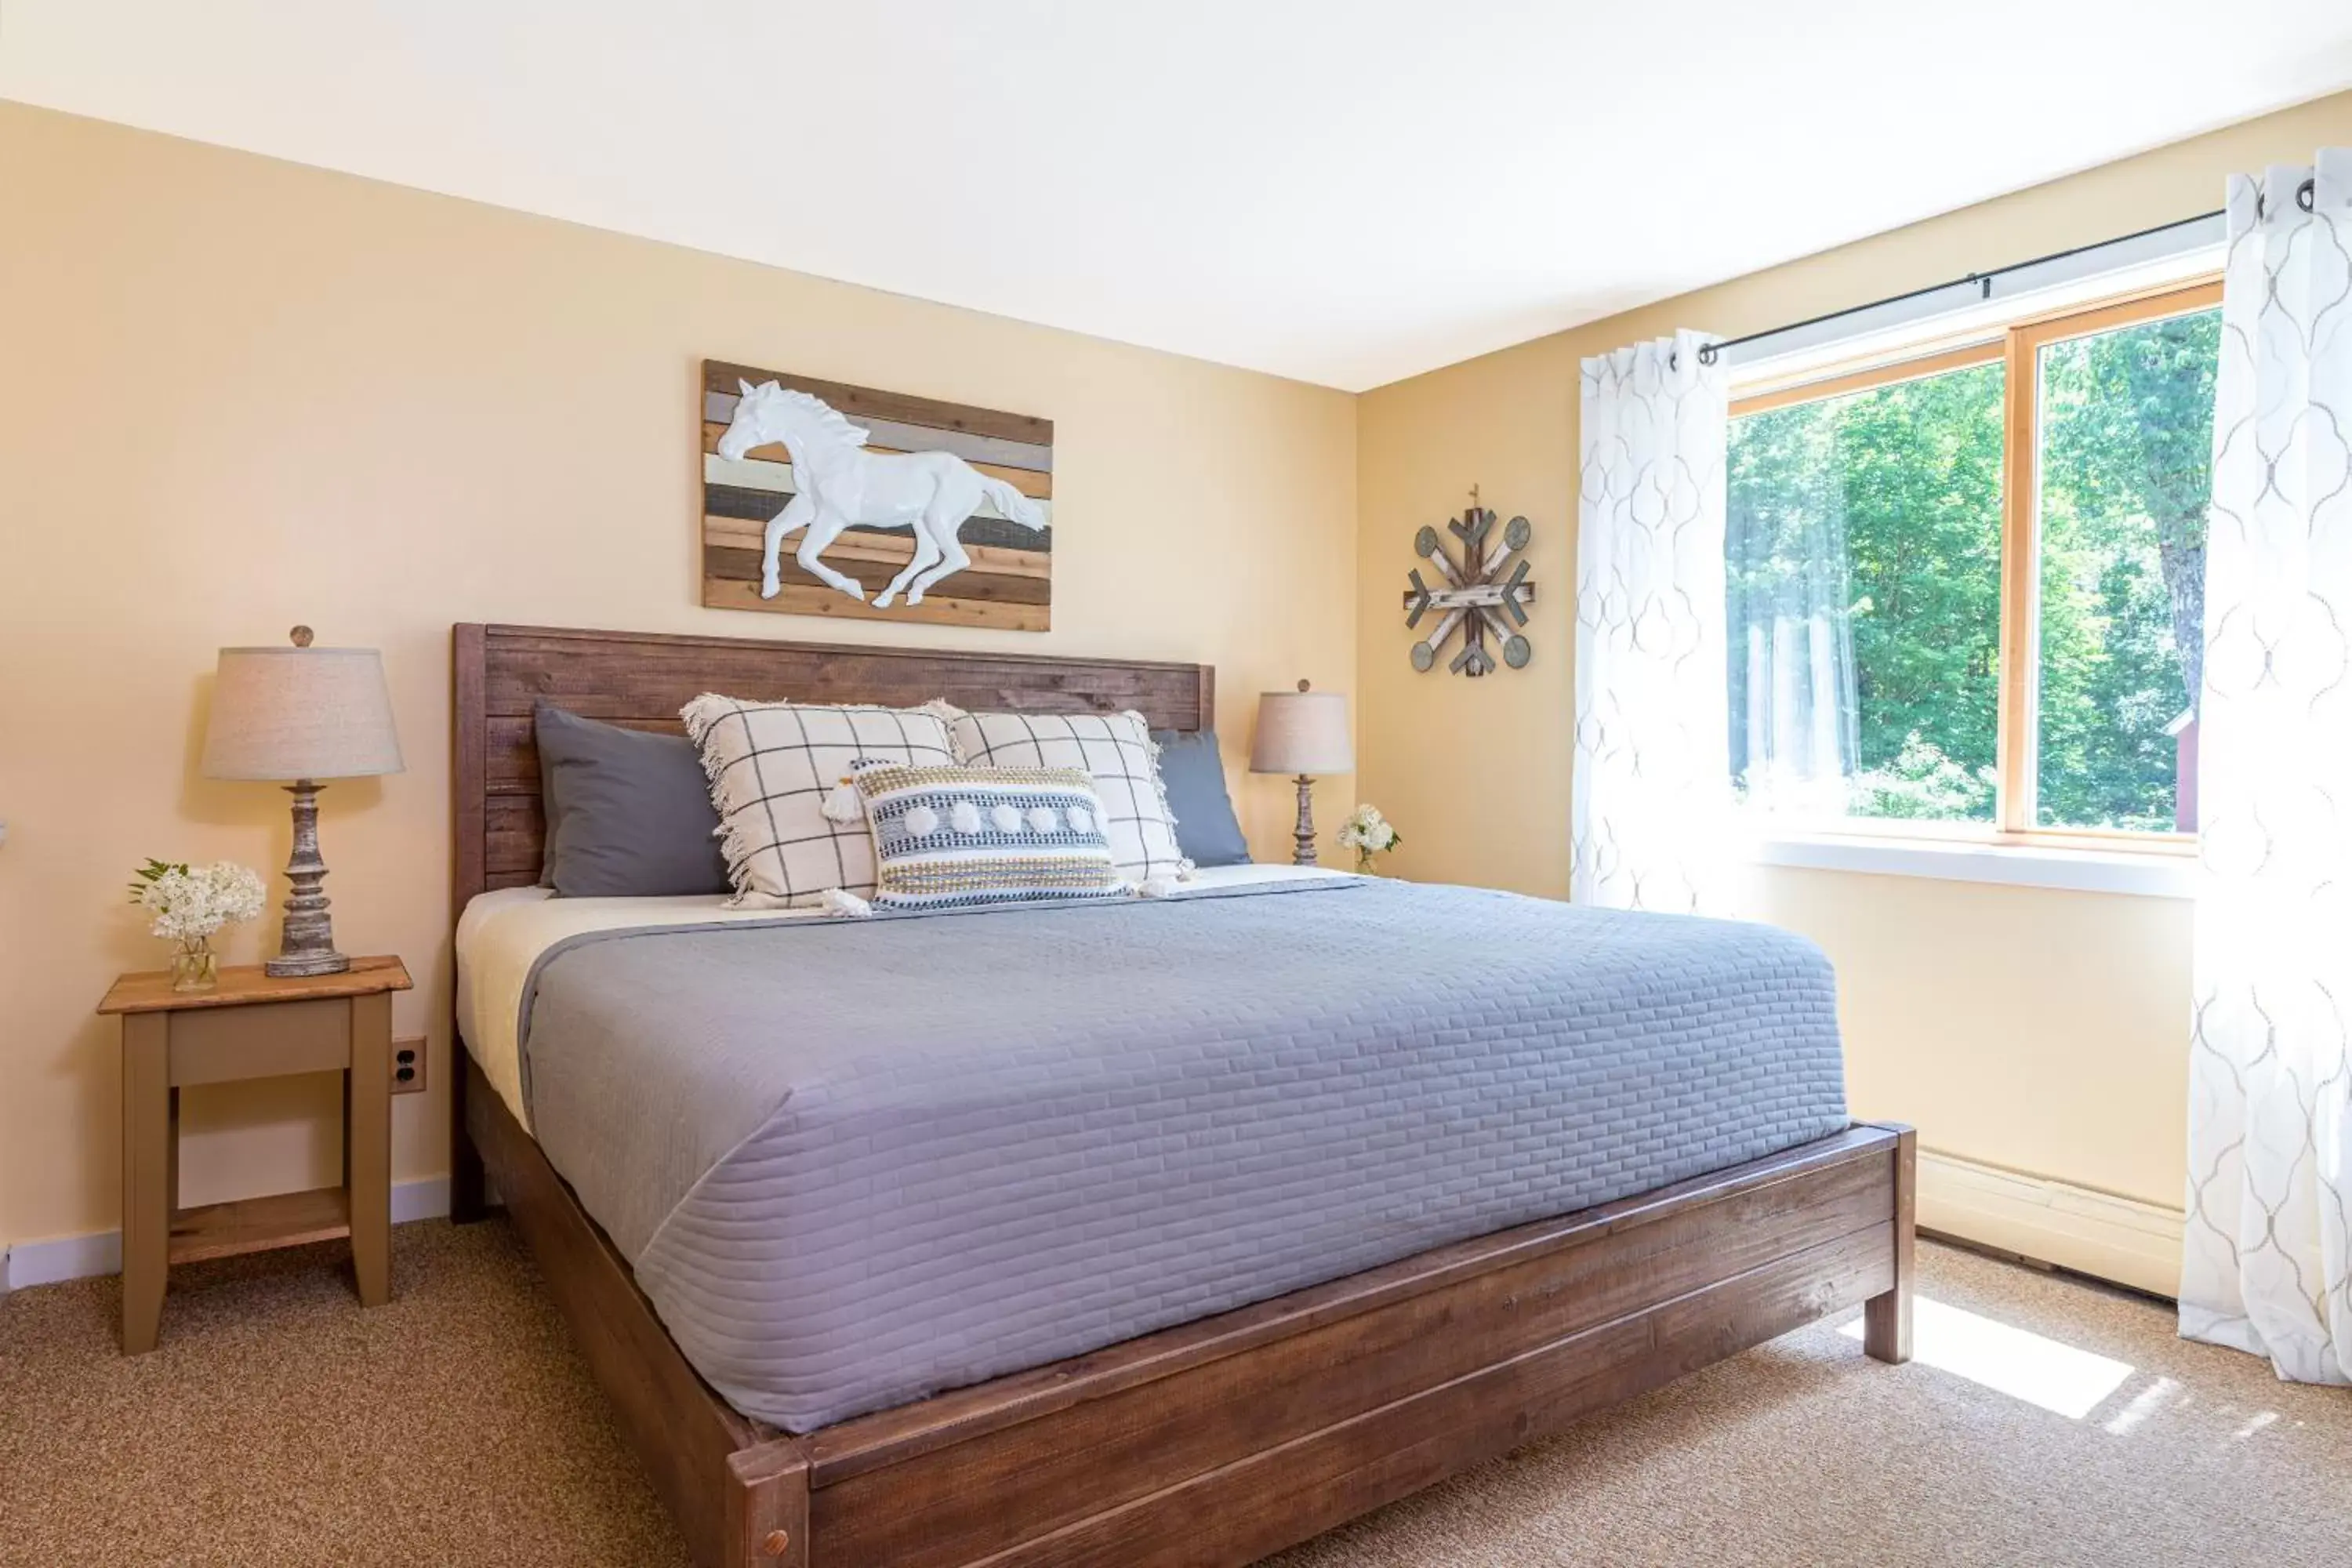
[1152,728,1251,868]
[535,705,731,897]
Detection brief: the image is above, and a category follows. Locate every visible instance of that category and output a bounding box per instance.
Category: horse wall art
[700,360,1054,630]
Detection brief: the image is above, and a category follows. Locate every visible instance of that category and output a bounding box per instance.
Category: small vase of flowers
[129,858,267,993]
[1335,804,1402,875]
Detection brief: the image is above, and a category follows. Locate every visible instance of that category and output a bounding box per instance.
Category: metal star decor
[1402,500,1536,677]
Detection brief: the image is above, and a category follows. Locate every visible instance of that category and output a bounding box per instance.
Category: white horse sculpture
[716,380,1048,608]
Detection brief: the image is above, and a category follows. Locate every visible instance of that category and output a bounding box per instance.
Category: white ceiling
[6,2,2351,390]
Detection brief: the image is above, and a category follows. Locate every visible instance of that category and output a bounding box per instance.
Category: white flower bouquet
[1335,804,1401,874]
[129,858,267,990]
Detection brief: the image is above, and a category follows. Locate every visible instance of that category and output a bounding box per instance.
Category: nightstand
[95,955,413,1353]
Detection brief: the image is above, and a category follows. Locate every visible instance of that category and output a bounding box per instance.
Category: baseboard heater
[1916,1149,2182,1299]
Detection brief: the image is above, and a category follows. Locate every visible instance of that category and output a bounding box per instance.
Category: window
[1726,280,2220,844]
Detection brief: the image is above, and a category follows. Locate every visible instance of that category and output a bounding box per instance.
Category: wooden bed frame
[450,622,1915,1568]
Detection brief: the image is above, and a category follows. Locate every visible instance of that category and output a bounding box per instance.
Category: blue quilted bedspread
[516,877,1848,1432]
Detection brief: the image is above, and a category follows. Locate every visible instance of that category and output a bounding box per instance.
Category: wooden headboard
[452,623,1217,905]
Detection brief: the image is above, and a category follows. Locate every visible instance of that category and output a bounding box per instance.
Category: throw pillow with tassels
[838,760,1126,912]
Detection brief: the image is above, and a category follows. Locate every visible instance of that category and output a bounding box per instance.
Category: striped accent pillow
[849,762,1125,911]
[939,708,1192,884]
[681,695,960,908]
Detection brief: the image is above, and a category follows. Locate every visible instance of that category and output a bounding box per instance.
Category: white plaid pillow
[681,695,958,907]
[941,707,1192,884]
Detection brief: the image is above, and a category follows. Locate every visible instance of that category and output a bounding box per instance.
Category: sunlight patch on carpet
[2100,1374,2185,1435]
[1842,1298,2134,1418]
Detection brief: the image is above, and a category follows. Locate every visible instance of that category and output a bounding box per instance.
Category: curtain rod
[1692,203,2254,368]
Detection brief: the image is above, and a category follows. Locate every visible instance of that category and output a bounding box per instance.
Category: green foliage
[1849,734,1998,820]
[2033,311,2217,830]
[1726,308,2217,833]
[126,858,192,902]
[1730,363,2005,822]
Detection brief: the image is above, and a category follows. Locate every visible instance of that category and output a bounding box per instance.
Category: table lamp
[1250,680,1353,866]
[200,626,405,976]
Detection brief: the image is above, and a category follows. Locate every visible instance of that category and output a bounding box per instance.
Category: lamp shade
[201,645,405,781]
[1250,685,1353,775]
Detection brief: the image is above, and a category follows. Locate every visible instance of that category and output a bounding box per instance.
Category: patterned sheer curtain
[1727,417,1860,815]
[1572,329,1732,912]
[2180,151,2352,1385]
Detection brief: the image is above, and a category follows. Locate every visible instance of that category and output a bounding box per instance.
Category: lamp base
[266,949,353,979]
[269,779,351,978]
[1292,774,1319,867]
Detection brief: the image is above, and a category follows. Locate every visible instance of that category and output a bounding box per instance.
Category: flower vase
[1354,850,1377,876]
[170,941,220,993]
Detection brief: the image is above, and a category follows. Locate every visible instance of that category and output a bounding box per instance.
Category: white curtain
[2181,151,2352,1385]
[1726,406,1861,816]
[1572,329,1731,912]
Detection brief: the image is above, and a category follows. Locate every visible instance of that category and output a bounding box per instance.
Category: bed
[450,622,1915,1568]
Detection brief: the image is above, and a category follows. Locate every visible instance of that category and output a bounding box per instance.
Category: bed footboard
[451,1058,1911,1568]
[798,1122,1913,1568]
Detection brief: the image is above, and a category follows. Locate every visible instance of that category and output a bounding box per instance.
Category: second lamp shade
[1250,687,1352,776]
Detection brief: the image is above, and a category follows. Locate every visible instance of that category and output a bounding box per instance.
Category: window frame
[1726,275,2223,855]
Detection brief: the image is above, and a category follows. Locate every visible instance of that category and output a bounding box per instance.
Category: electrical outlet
[391,1036,427,1095]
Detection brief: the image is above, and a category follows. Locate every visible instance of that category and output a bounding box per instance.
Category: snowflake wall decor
[1403,504,1535,677]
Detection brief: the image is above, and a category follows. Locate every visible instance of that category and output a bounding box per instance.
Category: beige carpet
[2,1222,2347,1566]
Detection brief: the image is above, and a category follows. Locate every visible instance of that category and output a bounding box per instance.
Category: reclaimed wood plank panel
[705,546,1051,607]
[703,391,1051,473]
[703,518,1051,579]
[702,486,1050,556]
[701,363,1052,630]
[701,361,1054,446]
[703,360,1052,448]
[702,454,1054,525]
[702,422,1054,496]
[703,575,1048,631]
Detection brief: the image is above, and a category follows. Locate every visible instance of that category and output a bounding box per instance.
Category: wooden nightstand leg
[120,1014,171,1353]
[165,1084,180,1214]
[347,993,394,1306]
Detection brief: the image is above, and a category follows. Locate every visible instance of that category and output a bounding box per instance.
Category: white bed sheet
[454,862,1352,1133]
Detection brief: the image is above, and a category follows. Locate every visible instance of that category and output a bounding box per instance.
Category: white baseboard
[2,1175,452,1293]
[1917,1149,2183,1298]
[3,1230,120,1293]
[9,1160,2182,1302]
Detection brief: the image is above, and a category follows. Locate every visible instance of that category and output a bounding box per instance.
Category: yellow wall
[0,103,1357,1248]
[1359,89,2352,1212]
[13,87,2351,1258]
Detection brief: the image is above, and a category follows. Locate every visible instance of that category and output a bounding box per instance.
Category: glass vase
[170,940,219,994]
